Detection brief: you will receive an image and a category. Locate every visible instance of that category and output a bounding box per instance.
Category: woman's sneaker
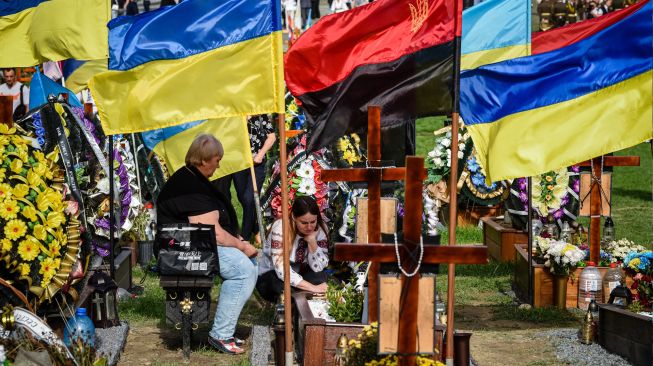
[208,336,245,355]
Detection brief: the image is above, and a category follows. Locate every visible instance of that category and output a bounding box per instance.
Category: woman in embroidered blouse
[257,196,329,302]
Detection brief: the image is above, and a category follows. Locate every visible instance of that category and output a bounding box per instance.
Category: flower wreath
[0,125,81,304]
[505,166,580,231]
[262,134,331,220]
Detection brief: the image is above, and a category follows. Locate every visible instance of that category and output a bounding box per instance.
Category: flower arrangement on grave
[0,125,82,304]
[541,239,586,276]
[285,91,305,130]
[326,278,364,323]
[425,128,465,186]
[342,322,445,366]
[265,134,331,219]
[505,166,580,231]
[459,152,508,206]
[622,251,653,308]
[335,134,365,167]
[604,239,647,264]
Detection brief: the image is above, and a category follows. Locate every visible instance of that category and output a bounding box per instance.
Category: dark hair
[290,196,328,242]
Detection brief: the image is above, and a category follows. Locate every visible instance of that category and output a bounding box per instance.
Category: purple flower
[553,209,564,219]
[518,178,527,191]
[573,179,580,193]
[571,165,580,173]
[519,191,528,203]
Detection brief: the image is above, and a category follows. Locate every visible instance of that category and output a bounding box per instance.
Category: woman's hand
[240,241,258,258]
[311,282,327,294]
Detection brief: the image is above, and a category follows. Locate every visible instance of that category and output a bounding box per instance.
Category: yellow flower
[18,263,30,276]
[53,229,66,244]
[33,224,47,241]
[21,205,38,222]
[27,169,42,188]
[5,219,27,240]
[9,158,23,174]
[32,163,47,178]
[0,124,15,135]
[1,238,12,253]
[0,168,5,181]
[0,183,12,200]
[12,184,29,199]
[36,191,52,211]
[33,150,46,163]
[545,175,553,182]
[48,241,62,257]
[46,211,65,229]
[0,200,20,220]
[39,257,59,280]
[352,134,360,143]
[629,258,641,270]
[546,184,554,191]
[15,147,28,163]
[17,238,40,261]
[544,194,552,202]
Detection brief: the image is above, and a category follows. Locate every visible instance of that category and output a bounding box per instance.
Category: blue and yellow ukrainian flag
[461,0,531,70]
[29,68,83,109]
[0,0,109,67]
[141,117,252,179]
[89,0,285,135]
[62,59,108,93]
[460,0,652,182]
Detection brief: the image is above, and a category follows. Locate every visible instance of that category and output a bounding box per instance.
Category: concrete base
[96,321,130,366]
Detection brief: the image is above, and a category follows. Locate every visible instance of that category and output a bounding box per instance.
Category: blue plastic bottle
[64,307,96,348]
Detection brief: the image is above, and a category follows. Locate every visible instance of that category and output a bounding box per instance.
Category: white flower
[457,151,464,159]
[297,180,316,195]
[441,138,451,148]
[296,161,315,178]
[434,157,442,167]
[428,150,437,158]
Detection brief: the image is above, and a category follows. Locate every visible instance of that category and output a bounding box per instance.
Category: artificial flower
[26,169,42,188]
[33,150,46,163]
[4,219,27,240]
[296,161,315,179]
[0,200,20,220]
[39,257,59,281]
[36,191,53,212]
[12,184,29,199]
[0,183,12,200]
[0,168,5,181]
[46,211,65,229]
[21,205,38,222]
[0,124,15,135]
[32,224,47,241]
[9,159,22,174]
[48,241,62,257]
[32,163,48,178]
[18,263,30,276]
[0,238,12,253]
[17,238,40,261]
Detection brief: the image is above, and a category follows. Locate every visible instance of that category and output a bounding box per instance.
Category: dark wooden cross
[0,96,12,127]
[321,105,423,322]
[334,156,488,366]
[579,155,639,263]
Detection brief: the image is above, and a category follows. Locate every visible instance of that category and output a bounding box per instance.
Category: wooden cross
[321,105,422,322]
[334,156,487,366]
[579,155,639,263]
[0,96,12,126]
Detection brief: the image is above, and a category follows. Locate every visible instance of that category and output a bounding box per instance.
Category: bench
[159,275,215,360]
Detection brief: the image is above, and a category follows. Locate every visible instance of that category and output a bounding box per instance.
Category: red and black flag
[285,0,458,152]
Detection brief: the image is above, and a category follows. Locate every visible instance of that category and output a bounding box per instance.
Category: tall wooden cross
[321,106,421,322]
[334,156,488,366]
[579,155,639,263]
[0,96,12,126]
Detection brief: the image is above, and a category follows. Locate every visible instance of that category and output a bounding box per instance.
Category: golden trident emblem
[409,0,429,33]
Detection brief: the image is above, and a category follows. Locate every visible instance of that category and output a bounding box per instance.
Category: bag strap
[19,84,24,106]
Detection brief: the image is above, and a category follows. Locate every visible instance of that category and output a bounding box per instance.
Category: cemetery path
[119,321,251,366]
[458,305,572,366]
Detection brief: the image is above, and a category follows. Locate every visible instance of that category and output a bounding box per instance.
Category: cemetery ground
[117,119,652,365]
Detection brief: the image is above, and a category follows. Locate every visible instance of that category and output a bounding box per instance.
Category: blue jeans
[209,246,257,340]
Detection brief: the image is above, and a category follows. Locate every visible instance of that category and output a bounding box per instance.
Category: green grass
[118,267,166,325]
[492,305,579,325]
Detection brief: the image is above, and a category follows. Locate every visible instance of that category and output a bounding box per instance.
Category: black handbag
[12,85,26,122]
[156,223,219,277]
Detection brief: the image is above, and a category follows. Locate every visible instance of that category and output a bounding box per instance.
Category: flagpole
[446,0,463,363]
[278,114,294,364]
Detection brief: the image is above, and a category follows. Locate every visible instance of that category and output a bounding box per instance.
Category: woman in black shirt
[157,134,257,355]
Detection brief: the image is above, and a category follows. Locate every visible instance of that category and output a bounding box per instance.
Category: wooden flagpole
[446,0,463,363]
[277,114,294,364]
